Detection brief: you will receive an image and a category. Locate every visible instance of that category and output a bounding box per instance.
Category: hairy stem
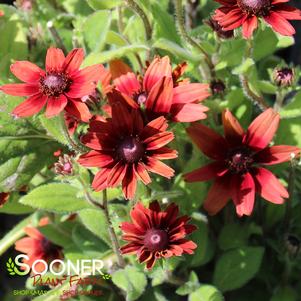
[0,135,54,141]
[274,89,285,112]
[174,0,214,80]
[124,0,152,41]
[102,189,126,268]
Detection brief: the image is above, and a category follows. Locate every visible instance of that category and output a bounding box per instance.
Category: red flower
[120,201,197,269]
[78,104,177,199]
[109,57,210,122]
[184,109,301,217]
[15,226,62,273]
[213,0,301,39]
[0,48,105,120]
[0,192,9,207]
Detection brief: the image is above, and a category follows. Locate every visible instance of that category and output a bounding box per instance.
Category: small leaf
[188,285,224,301]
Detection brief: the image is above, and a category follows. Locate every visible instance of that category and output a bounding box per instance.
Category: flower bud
[54,154,74,176]
[210,79,226,95]
[273,67,295,87]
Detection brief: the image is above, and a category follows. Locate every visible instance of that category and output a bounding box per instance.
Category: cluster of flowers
[2,0,301,270]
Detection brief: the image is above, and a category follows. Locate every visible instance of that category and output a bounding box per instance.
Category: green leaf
[86,0,122,9]
[189,285,224,301]
[83,44,149,66]
[83,10,112,52]
[213,247,264,292]
[176,271,200,296]
[281,91,301,119]
[232,58,255,75]
[112,266,147,301]
[19,183,92,213]
[271,286,297,301]
[78,208,111,246]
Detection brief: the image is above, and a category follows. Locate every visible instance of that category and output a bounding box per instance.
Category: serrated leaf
[19,183,92,213]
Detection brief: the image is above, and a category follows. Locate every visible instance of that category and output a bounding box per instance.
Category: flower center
[144,229,169,252]
[117,137,145,163]
[210,80,226,95]
[227,148,253,174]
[237,0,271,15]
[134,92,148,106]
[40,73,71,97]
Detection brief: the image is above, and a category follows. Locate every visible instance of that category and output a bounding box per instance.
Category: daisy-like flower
[0,47,105,120]
[120,201,197,269]
[15,226,62,273]
[213,0,301,39]
[109,57,211,122]
[184,108,301,217]
[78,103,177,199]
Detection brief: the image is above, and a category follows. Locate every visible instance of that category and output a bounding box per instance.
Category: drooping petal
[120,242,141,254]
[0,83,39,96]
[122,165,137,200]
[186,123,228,160]
[45,95,68,118]
[63,48,84,74]
[144,131,174,150]
[242,16,258,38]
[264,11,296,36]
[12,94,47,117]
[140,116,168,139]
[222,109,244,146]
[143,56,172,92]
[151,147,178,160]
[244,108,280,151]
[232,173,255,217]
[64,98,92,122]
[134,163,152,185]
[253,167,288,204]
[145,156,174,178]
[45,47,65,72]
[114,72,141,97]
[273,4,301,20]
[107,161,127,187]
[92,168,110,191]
[172,83,211,104]
[170,103,208,122]
[78,151,114,168]
[255,145,301,165]
[203,175,232,215]
[184,161,228,182]
[10,61,45,83]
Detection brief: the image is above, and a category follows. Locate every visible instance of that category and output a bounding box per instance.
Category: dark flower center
[210,80,226,95]
[41,238,61,256]
[117,137,145,163]
[144,229,169,252]
[134,92,148,106]
[40,73,71,97]
[237,0,271,15]
[227,148,253,174]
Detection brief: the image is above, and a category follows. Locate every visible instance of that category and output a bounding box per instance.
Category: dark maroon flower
[273,67,295,87]
[210,79,226,95]
[205,17,234,39]
[120,201,197,269]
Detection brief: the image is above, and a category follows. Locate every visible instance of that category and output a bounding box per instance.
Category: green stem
[124,0,152,41]
[0,135,54,141]
[274,89,285,112]
[174,0,214,80]
[59,112,86,153]
[102,189,126,268]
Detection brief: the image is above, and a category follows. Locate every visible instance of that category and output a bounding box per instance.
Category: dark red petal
[242,16,258,38]
[172,83,211,104]
[143,56,172,92]
[134,163,152,185]
[107,161,127,187]
[145,76,173,116]
[255,145,301,165]
[10,61,45,83]
[92,168,110,191]
[253,167,288,204]
[64,99,92,122]
[63,48,84,74]
[184,161,228,182]
[139,250,153,263]
[140,116,168,139]
[151,147,178,160]
[264,11,295,36]
[109,59,133,79]
[146,254,156,269]
[170,103,209,122]
[131,203,151,230]
[45,95,68,118]
[222,109,244,146]
[186,123,228,160]
[78,151,114,168]
[120,222,145,235]
[244,108,280,151]
[203,175,232,215]
[120,242,141,254]
[45,47,65,72]
[15,238,36,253]
[145,157,174,178]
[0,83,39,96]
[12,94,47,117]
[144,131,174,150]
[232,173,255,217]
[111,103,133,135]
[273,5,301,20]
[122,165,137,200]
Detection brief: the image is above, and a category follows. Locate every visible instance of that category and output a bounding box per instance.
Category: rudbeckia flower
[213,0,301,38]
[120,201,197,269]
[109,57,211,122]
[78,103,177,199]
[0,47,105,120]
[184,108,300,217]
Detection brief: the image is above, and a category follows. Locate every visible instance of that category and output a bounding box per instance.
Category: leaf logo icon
[6,257,24,276]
